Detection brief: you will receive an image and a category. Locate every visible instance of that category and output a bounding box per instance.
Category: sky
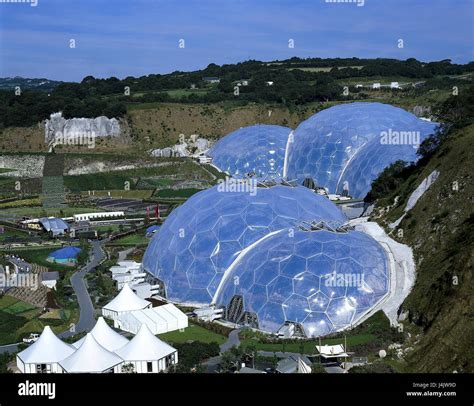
[0,0,473,82]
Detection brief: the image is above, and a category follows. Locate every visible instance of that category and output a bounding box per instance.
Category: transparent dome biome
[142,183,347,305]
[285,102,438,198]
[215,227,389,337]
[208,124,291,180]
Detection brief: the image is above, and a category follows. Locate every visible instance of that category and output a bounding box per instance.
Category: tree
[121,363,135,373]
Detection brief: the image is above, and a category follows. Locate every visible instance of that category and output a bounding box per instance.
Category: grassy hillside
[374,124,474,372]
[126,101,316,149]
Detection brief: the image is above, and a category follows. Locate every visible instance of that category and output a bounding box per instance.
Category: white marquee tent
[297,357,312,373]
[115,303,188,335]
[102,283,152,321]
[16,326,75,373]
[59,333,123,373]
[72,317,129,352]
[115,324,178,373]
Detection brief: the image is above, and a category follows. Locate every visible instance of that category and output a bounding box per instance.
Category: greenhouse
[208,124,291,180]
[284,102,438,198]
[142,183,347,305]
[215,227,390,337]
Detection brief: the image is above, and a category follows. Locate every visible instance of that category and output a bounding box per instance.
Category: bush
[349,361,396,373]
[169,341,220,372]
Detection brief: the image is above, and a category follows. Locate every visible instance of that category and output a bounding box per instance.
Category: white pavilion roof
[316,344,349,358]
[59,333,123,373]
[17,326,75,364]
[72,317,129,351]
[115,324,176,361]
[103,283,151,313]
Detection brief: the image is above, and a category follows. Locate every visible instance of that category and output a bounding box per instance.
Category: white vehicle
[23,333,40,344]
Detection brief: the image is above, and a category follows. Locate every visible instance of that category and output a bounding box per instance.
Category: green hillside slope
[374,121,473,372]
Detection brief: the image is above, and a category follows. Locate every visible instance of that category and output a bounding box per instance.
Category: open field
[0,295,78,345]
[239,334,375,354]
[158,323,226,345]
[107,232,148,246]
[64,159,214,192]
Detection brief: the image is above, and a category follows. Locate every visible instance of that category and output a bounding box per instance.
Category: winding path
[59,239,107,338]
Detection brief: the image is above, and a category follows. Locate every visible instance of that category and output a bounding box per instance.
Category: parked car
[23,333,40,344]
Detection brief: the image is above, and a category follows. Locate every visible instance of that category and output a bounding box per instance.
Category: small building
[72,317,129,352]
[115,324,178,373]
[355,84,364,89]
[40,271,59,290]
[316,344,350,364]
[265,81,274,86]
[109,261,146,289]
[132,282,161,299]
[193,306,223,322]
[236,79,249,87]
[115,303,188,335]
[39,217,69,236]
[102,284,152,322]
[372,83,381,89]
[46,246,81,266]
[237,366,266,374]
[113,271,147,290]
[47,246,81,265]
[59,333,123,373]
[202,77,220,83]
[73,211,124,222]
[16,326,75,373]
[196,155,213,164]
[390,82,400,89]
[276,355,312,374]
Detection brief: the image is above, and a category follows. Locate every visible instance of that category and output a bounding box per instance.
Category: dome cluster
[142,184,347,305]
[208,103,437,198]
[285,102,438,198]
[141,102,428,336]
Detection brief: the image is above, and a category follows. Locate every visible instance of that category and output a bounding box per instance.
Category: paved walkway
[59,239,107,338]
[0,343,20,354]
[219,328,241,352]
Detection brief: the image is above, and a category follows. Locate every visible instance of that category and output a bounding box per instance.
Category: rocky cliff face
[44,112,121,144]
[0,155,45,177]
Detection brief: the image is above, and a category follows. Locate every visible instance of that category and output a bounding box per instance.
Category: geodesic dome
[285,102,438,198]
[142,183,347,305]
[215,227,389,337]
[208,125,291,180]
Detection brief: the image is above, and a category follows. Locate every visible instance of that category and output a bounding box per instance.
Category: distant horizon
[1,0,473,82]
[1,55,473,83]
